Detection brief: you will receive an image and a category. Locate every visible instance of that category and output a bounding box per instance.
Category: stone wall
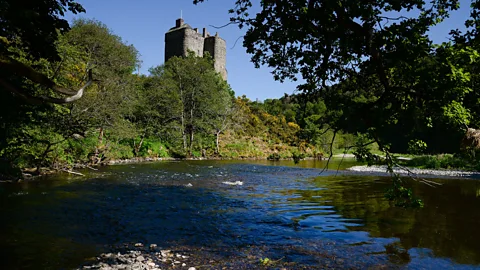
[184,28,204,57]
[204,35,227,80]
[164,28,186,62]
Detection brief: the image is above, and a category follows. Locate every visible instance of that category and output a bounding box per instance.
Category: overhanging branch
[0,55,89,95]
[0,69,93,104]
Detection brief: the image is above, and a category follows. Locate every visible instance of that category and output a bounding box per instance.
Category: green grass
[399,154,476,171]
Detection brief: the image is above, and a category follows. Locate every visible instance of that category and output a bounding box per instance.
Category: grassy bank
[218,131,321,160]
[397,154,480,171]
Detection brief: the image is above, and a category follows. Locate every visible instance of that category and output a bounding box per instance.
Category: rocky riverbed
[75,243,353,270]
[347,165,480,178]
[77,244,197,270]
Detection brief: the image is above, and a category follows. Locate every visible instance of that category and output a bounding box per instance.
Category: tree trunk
[189,126,194,157]
[181,110,187,151]
[93,127,104,164]
[215,131,220,155]
[36,143,52,174]
[179,80,187,152]
[188,85,196,157]
[134,134,145,157]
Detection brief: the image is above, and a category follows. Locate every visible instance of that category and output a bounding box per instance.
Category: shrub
[405,154,469,170]
[267,153,281,160]
[292,151,305,164]
[191,150,202,157]
[105,141,134,160]
[407,139,428,155]
[169,148,187,159]
[138,139,169,158]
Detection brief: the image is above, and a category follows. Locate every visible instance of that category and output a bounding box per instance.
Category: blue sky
[65,0,471,101]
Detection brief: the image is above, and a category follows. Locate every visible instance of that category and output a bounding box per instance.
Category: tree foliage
[0,0,85,61]
[0,0,93,104]
[193,0,480,206]
[193,0,474,150]
[144,52,234,156]
[0,19,140,174]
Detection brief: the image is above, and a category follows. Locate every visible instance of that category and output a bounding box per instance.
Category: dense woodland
[1,0,480,183]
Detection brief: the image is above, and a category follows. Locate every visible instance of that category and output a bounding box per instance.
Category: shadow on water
[281,174,480,268]
[0,177,251,269]
[0,160,480,269]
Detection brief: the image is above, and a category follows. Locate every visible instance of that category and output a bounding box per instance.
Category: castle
[165,18,227,81]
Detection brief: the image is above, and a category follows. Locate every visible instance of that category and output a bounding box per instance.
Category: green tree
[0,0,93,103]
[0,18,142,177]
[0,0,85,61]
[194,0,465,151]
[132,66,183,156]
[160,52,232,156]
[208,82,235,154]
[193,0,480,206]
[61,19,140,163]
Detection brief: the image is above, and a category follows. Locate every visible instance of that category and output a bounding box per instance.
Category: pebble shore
[347,165,480,178]
[77,244,197,270]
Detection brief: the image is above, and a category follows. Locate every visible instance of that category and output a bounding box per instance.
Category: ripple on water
[1,161,480,270]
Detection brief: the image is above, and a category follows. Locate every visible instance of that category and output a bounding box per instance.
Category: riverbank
[77,246,196,270]
[77,244,355,270]
[347,165,480,179]
[107,155,328,165]
[0,156,318,183]
[106,156,280,165]
[333,153,480,178]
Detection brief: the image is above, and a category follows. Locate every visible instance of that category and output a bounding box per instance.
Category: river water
[1,160,480,269]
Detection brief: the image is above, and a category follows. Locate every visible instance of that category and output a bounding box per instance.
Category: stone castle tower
[165,18,227,80]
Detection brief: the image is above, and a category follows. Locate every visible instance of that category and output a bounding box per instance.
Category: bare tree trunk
[134,133,146,157]
[181,113,187,151]
[215,131,220,155]
[180,84,187,152]
[189,127,194,157]
[188,84,196,157]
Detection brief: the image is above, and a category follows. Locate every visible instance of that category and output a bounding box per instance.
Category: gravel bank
[347,165,480,178]
[77,245,196,270]
[332,154,356,158]
[75,243,365,269]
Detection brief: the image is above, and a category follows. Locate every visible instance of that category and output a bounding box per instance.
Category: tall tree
[160,52,233,156]
[208,81,235,154]
[132,66,183,156]
[61,19,140,163]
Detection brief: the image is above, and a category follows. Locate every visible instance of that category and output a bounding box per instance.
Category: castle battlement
[165,18,227,80]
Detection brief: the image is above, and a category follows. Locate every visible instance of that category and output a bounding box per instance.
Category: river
[1,159,480,269]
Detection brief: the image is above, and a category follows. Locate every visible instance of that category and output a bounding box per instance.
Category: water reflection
[275,174,480,267]
[0,160,479,269]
